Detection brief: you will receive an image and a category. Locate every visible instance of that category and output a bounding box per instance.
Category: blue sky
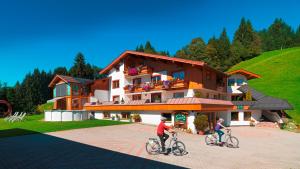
[1,0,300,86]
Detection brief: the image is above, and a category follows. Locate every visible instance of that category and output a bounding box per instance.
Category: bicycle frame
[213,129,231,143]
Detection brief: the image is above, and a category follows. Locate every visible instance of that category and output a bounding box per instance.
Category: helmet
[161,116,167,121]
[218,118,224,122]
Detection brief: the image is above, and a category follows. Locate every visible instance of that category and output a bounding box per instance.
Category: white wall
[139,111,163,125]
[163,89,194,101]
[187,112,197,134]
[44,111,89,121]
[229,110,262,126]
[94,90,109,102]
[94,112,104,119]
[108,62,125,101]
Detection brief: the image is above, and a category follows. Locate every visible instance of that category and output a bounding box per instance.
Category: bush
[132,113,141,122]
[36,102,54,114]
[193,114,209,132]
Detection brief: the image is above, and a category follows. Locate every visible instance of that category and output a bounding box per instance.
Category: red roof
[227,69,261,80]
[166,98,233,105]
[48,75,93,87]
[99,51,206,75]
[85,97,233,106]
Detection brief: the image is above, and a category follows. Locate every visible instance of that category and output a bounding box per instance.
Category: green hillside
[228,47,300,124]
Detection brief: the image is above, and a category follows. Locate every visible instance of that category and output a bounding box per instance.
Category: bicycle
[146,132,187,156]
[205,129,239,148]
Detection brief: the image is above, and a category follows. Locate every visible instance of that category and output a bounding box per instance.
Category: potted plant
[132,113,142,122]
[193,114,209,135]
[250,119,256,127]
[142,84,151,92]
[128,67,138,76]
[121,98,125,104]
[162,80,170,89]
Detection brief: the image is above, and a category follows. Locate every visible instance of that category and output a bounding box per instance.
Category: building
[46,51,292,133]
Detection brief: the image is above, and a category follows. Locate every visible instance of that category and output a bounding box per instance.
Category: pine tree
[136,44,144,52]
[144,41,156,54]
[175,37,206,61]
[69,52,88,78]
[232,18,261,60]
[216,28,231,70]
[294,25,300,46]
[53,67,68,76]
[205,37,220,70]
[261,18,294,50]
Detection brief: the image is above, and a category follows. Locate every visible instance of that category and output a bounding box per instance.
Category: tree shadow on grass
[0,128,187,169]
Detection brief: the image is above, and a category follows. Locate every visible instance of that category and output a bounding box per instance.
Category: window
[112,95,120,103]
[231,112,239,121]
[132,94,141,100]
[112,80,119,89]
[103,112,111,119]
[228,79,235,86]
[172,71,185,80]
[151,75,161,83]
[121,112,131,119]
[173,92,184,98]
[161,113,172,122]
[133,78,141,85]
[55,83,68,97]
[244,112,251,121]
[236,78,244,86]
[72,84,80,96]
[151,93,162,103]
[115,65,120,72]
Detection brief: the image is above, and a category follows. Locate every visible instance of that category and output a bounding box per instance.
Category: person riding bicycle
[215,118,227,144]
[157,116,174,153]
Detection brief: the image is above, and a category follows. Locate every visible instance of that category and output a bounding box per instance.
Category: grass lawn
[229,47,300,124]
[0,114,130,138]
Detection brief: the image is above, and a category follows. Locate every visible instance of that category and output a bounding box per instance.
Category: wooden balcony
[124,79,189,94]
[163,79,189,90]
[124,65,153,77]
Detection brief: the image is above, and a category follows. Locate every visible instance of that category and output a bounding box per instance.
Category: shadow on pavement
[0,128,187,169]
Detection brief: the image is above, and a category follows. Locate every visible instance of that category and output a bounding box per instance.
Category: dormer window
[236,78,244,86]
[228,79,235,86]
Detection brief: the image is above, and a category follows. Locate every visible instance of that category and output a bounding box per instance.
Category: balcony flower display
[128,85,135,92]
[128,67,138,76]
[162,80,170,89]
[142,83,151,92]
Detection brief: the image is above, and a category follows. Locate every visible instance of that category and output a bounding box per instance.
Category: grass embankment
[229,47,300,124]
[0,114,129,138]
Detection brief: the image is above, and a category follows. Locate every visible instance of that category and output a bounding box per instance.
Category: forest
[1,18,300,113]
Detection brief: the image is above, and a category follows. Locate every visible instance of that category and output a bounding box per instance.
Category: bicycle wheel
[172,141,186,156]
[205,135,215,145]
[226,136,239,148]
[146,141,160,155]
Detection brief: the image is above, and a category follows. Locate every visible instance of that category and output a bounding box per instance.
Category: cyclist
[215,118,227,144]
[157,116,174,153]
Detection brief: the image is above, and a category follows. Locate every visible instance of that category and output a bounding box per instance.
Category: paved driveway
[0,124,300,169]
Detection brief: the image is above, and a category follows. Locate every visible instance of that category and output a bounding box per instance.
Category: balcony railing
[124,65,153,76]
[124,79,189,93]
